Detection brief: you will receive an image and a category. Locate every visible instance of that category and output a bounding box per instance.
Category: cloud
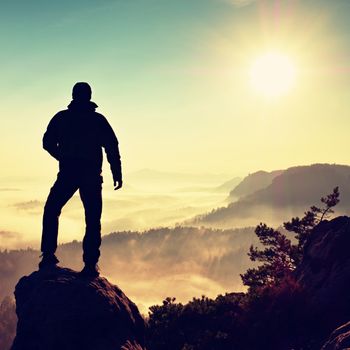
[13,200,42,211]
[224,0,256,7]
[0,231,19,239]
[0,229,38,251]
[0,230,22,250]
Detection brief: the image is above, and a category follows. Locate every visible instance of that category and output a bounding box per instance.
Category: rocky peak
[11,267,146,350]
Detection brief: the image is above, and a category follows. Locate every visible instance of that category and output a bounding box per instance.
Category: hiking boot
[79,264,100,278]
[39,254,59,269]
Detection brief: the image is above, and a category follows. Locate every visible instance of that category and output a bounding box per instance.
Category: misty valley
[2,163,350,349]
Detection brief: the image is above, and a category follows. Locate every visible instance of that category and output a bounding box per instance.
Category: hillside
[0,226,256,311]
[3,215,350,349]
[196,164,350,228]
[215,177,242,194]
[229,170,283,200]
[145,215,350,349]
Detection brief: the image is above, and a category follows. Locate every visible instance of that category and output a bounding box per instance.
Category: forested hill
[0,226,256,302]
[196,164,350,227]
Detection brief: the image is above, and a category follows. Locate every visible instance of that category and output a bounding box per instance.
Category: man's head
[72,82,92,101]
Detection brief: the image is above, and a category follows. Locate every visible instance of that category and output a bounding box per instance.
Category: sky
[1,0,350,308]
[1,0,350,180]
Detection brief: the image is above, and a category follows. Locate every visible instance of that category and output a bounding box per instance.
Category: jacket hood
[67,100,98,111]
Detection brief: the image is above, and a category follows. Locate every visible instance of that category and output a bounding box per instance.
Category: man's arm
[100,116,122,190]
[43,115,60,160]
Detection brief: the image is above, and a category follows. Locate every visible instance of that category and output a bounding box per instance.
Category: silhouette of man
[39,82,122,277]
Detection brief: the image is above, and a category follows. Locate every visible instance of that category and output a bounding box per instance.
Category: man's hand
[114,179,123,190]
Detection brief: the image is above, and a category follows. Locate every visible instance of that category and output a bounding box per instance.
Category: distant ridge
[195,164,350,227]
[216,177,242,194]
[229,170,283,200]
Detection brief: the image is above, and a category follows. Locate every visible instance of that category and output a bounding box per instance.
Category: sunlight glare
[250,52,297,98]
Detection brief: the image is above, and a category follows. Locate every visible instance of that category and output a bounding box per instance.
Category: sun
[249,52,297,98]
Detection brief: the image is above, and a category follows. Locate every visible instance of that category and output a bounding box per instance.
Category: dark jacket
[43,100,122,181]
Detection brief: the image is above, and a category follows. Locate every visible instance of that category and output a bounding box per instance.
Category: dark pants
[41,171,103,265]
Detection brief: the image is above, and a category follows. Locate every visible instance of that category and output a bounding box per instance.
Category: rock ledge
[11,267,145,350]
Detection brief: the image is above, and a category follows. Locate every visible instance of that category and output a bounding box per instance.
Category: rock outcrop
[11,267,146,350]
[321,321,350,350]
[295,216,350,348]
[297,216,350,327]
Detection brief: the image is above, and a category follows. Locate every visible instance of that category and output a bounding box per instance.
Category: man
[39,82,122,277]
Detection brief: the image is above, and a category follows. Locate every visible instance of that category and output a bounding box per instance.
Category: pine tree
[241,187,340,291]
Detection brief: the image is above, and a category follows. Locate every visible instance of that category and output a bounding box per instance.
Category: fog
[0,170,252,313]
[2,164,345,313]
[0,170,237,250]
[0,226,257,314]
